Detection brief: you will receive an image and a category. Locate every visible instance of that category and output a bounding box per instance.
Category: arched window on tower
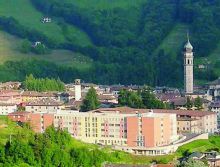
[188,59,190,64]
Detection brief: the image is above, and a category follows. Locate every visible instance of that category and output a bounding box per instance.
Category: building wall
[74,85,81,101]
[0,105,17,115]
[127,117,138,147]
[142,117,154,147]
[43,114,54,131]
[26,105,61,113]
[30,114,41,132]
[54,113,127,146]
[8,110,179,149]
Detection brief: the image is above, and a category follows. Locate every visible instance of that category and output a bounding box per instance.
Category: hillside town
[0,38,219,166]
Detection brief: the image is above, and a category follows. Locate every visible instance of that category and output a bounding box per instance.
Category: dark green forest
[0,0,220,86]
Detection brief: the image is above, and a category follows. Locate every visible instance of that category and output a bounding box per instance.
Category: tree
[20,39,32,53]
[186,97,193,110]
[23,74,65,92]
[176,158,208,167]
[141,87,165,109]
[194,96,203,110]
[80,87,100,112]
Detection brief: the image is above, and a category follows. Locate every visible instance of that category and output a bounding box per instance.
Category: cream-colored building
[25,99,63,113]
[53,108,179,148]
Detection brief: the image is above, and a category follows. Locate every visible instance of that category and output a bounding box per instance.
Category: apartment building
[153,109,217,134]
[8,108,178,149]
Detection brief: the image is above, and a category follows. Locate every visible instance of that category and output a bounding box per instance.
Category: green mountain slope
[153,23,189,58]
[0,0,219,85]
[0,0,92,46]
[0,31,92,70]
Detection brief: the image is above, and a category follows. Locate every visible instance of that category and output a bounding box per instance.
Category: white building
[25,99,63,113]
[184,35,194,94]
[0,103,17,115]
[207,78,220,101]
[74,79,82,101]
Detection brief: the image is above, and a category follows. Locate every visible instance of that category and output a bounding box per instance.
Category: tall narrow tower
[184,34,194,94]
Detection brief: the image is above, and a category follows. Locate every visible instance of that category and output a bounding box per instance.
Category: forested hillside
[0,0,220,86]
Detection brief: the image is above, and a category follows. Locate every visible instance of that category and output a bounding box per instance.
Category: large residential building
[9,107,214,155]
[8,108,178,150]
[54,109,178,148]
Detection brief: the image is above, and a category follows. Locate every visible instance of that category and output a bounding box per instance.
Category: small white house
[0,103,17,115]
[42,17,51,23]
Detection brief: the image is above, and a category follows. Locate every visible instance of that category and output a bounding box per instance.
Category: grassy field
[0,30,93,70]
[153,23,189,59]
[64,0,146,9]
[176,136,220,156]
[0,0,92,46]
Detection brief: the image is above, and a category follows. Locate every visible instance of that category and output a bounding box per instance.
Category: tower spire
[187,30,190,43]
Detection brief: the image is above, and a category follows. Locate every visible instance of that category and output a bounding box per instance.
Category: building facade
[0,103,17,115]
[154,109,217,134]
[8,108,178,148]
[25,99,63,113]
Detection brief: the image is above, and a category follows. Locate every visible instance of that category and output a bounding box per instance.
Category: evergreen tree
[186,97,193,110]
[80,87,100,112]
[20,39,32,54]
[23,74,65,92]
[194,96,203,110]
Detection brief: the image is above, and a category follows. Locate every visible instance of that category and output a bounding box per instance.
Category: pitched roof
[26,99,63,106]
[22,91,57,97]
[210,101,220,108]
[92,107,215,117]
[209,78,220,85]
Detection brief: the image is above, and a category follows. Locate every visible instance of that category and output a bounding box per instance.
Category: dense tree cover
[194,96,203,110]
[118,88,168,109]
[80,87,100,112]
[0,126,110,167]
[0,0,220,86]
[186,97,193,110]
[23,74,65,92]
[20,40,50,55]
[185,96,203,110]
[176,158,208,167]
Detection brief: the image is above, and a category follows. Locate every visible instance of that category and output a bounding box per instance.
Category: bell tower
[184,33,194,94]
